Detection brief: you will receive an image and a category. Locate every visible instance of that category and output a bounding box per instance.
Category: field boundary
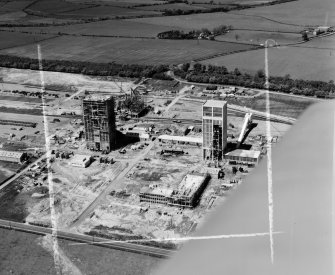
[228,11,309,28]
[0,32,59,51]
[192,45,262,62]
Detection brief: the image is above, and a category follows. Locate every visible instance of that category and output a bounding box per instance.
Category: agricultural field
[200,45,335,81]
[292,34,335,49]
[66,0,167,6]
[57,5,162,18]
[135,2,207,11]
[0,161,21,184]
[0,35,256,64]
[9,18,187,37]
[0,31,56,51]
[226,93,317,118]
[216,30,302,45]
[236,0,335,27]
[0,0,34,13]
[128,11,303,33]
[0,11,26,22]
[27,0,93,14]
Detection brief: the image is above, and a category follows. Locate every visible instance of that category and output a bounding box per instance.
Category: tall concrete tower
[202,100,227,160]
[83,94,116,153]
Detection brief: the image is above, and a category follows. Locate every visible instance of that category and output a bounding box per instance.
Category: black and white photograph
[0,0,334,273]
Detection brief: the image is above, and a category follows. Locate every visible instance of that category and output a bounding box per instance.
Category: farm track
[192,45,262,62]
[228,11,309,28]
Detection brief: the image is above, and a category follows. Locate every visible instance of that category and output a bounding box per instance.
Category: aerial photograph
[0,0,334,274]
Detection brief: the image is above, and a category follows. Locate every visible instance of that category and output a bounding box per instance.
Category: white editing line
[70,231,284,246]
[332,111,335,275]
[265,40,275,264]
[37,45,62,273]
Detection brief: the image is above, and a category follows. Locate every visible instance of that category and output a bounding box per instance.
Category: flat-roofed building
[202,100,227,160]
[0,150,26,163]
[139,173,210,208]
[83,94,116,153]
[69,154,92,168]
[158,135,202,146]
[139,187,174,204]
[223,149,261,165]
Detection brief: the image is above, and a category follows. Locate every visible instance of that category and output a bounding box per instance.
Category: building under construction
[202,100,227,160]
[83,94,116,153]
[139,173,210,208]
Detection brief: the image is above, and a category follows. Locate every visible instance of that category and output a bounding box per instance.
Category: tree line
[0,54,333,98]
[160,0,297,16]
[174,63,335,98]
[0,55,172,80]
[157,25,232,39]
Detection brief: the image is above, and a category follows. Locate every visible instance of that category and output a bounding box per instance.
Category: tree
[302,31,309,41]
[256,69,265,79]
[234,68,241,76]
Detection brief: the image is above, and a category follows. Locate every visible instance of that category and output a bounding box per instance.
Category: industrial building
[158,135,202,146]
[0,119,37,128]
[70,154,92,168]
[139,173,210,208]
[223,149,261,165]
[202,100,227,160]
[83,94,116,153]
[0,150,27,163]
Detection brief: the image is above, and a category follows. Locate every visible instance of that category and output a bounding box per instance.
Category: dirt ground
[0,67,135,95]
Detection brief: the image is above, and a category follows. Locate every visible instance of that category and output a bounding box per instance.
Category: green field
[0,31,56,50]
[0,35,256,64]
[200,44,335,81]
[216,30,301,45]
[127,11,303,32]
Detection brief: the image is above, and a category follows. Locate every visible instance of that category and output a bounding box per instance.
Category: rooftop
[140,186,174,197]
[83,94,113,102]
[158,135,202,144]
[0,150,24,159]
[70,154,91,164]
[225,149,261,159]
[176,174,206,198]
[203,100,227,108]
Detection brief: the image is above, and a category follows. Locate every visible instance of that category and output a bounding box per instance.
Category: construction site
[0,67,294,249]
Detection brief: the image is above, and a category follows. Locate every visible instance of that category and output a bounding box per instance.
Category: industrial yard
[0,66,296,251]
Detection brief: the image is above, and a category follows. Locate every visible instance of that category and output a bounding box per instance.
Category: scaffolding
[83,95,116,153]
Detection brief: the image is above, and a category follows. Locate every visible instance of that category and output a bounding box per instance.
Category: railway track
[0,219,173,258]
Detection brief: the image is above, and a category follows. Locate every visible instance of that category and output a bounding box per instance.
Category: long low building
[0,119,37,128]
[0,150,27,163]
[158,135,202,146]
[223,149,261,164]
